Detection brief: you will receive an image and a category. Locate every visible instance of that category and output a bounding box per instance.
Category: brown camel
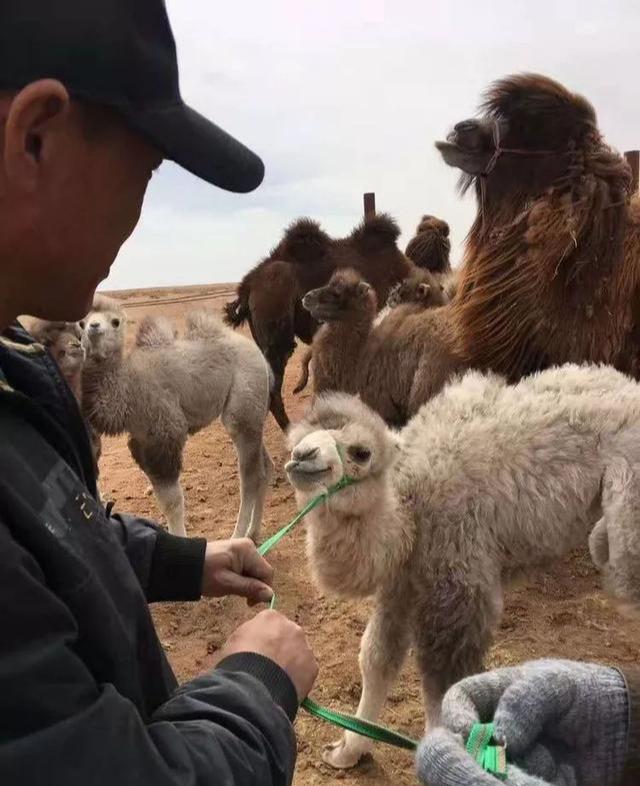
[224,214,412,429]
[302,268,462,427]
[293,268,449,397]
[436,72,640,381]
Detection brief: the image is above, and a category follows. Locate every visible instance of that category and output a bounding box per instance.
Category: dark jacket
[0,324,298,785]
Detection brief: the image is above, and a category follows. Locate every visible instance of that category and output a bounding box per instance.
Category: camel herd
[25,72,640,770]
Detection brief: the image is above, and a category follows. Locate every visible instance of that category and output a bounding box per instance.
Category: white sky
[104,0,640,290]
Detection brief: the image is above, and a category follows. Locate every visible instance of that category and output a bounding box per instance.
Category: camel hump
[281,218,331,263]
[417,215,450,237]
[184,310,226,341]
[135,315,176,349]
[350,213,401,251]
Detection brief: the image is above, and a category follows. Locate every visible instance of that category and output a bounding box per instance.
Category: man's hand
[202,539,273,605]
[416,660,629,786]
[215,609,319,701]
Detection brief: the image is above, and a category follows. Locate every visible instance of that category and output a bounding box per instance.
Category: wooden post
[363,192,376,220]
[625,150,639,193]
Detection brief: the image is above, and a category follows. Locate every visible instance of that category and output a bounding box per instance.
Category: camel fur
[404,214,452,276]
[223,214,413,430]
[285,363,640,769]
[29,319,85,402]
[81,296,273,539]
[293,269,449,396]
[436,73,640,381]
[302,268,464,426]
[28,318,103,487]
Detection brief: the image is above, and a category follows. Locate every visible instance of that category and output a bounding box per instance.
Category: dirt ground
[101,283,640,786]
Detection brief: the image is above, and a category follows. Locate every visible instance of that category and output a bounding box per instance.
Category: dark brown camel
[224,214,412,429]
[404,214,452,274]
[436,72,640,381]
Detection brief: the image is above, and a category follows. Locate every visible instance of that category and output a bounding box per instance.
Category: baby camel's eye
[348,445,371,463]
[111,318,121,328]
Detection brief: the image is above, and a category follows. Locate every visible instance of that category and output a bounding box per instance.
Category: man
[0,2,317,784]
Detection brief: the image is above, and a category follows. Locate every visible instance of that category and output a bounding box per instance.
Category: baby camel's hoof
[322,740,367,770]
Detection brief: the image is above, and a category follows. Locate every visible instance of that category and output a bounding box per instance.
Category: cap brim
[123,101,264,193]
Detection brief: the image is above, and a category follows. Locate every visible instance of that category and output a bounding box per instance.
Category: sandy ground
[99,283,640,786]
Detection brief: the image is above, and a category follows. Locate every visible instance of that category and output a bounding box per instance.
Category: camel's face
[286,430,344,492]
[302,273,373,323]
[50,332,85,379]
[387,273,447,309]
[286,424,383,494]
[436,118,501,175]
[80,308,126,360]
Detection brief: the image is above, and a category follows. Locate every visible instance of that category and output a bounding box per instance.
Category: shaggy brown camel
[224,214,412,429]
[303,269,463,426]
[404,215,452,275]
[436,72,640,381]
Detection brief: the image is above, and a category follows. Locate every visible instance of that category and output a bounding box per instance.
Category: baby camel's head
[30,320,85,383]
[286,393,399,494]
[80,296,126,362]
[302,269,377,323]
[387,270,448,310]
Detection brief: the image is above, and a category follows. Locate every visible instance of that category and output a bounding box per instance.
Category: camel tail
[135,315,176,349]
[223,279,251,327]
[293,347,312,394]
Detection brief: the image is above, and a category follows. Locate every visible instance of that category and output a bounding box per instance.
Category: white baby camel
[286,364,640,769]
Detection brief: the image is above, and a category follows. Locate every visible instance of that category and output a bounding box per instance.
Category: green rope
[259,444,419,751]
[466,723,508,779]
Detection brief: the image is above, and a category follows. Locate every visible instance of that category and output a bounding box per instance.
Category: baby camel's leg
[323,598,411,770]
[152,479,186,538]
[413,572,502,732]
[128,435,187,538]
[246,444,273,541]
[224,422,268,540]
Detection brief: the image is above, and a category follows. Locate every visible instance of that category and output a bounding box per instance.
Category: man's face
[30,107,161,319]
[1,87,162,321]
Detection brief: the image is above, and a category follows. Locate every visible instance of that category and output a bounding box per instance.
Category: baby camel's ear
[417,283,431,300]
[357,281,371,297]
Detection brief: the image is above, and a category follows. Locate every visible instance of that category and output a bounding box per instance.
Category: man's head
[0,1,264,326]
[0,83,161,321]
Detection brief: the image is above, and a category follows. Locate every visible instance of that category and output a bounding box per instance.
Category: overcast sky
[104,0,640,290]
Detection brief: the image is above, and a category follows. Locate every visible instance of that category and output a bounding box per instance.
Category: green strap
[466,723,508,779]
[258,446,418,751]
[301,698,417,750]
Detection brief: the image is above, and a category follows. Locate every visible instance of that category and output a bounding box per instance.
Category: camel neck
[304,477,412,598]
[82,360,130,436]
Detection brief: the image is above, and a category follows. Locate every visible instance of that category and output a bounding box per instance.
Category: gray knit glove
[416,660,629,786]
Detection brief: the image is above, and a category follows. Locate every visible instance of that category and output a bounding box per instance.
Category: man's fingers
[441,667,521,736]
[417,729,508,786]
[494,671,575,756]
[234,538,274,584]
[221,570,273,603]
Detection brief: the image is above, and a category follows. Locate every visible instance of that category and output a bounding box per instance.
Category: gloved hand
[416,659,629,786]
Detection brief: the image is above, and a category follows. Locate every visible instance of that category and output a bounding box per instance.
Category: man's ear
[3,80,70,192]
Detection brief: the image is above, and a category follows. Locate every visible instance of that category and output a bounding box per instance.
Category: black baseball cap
[0,0,264,193]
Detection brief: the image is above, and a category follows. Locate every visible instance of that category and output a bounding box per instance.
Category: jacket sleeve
[0,522,297,786]
[109,511,207,602]
[619,668,640,786]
